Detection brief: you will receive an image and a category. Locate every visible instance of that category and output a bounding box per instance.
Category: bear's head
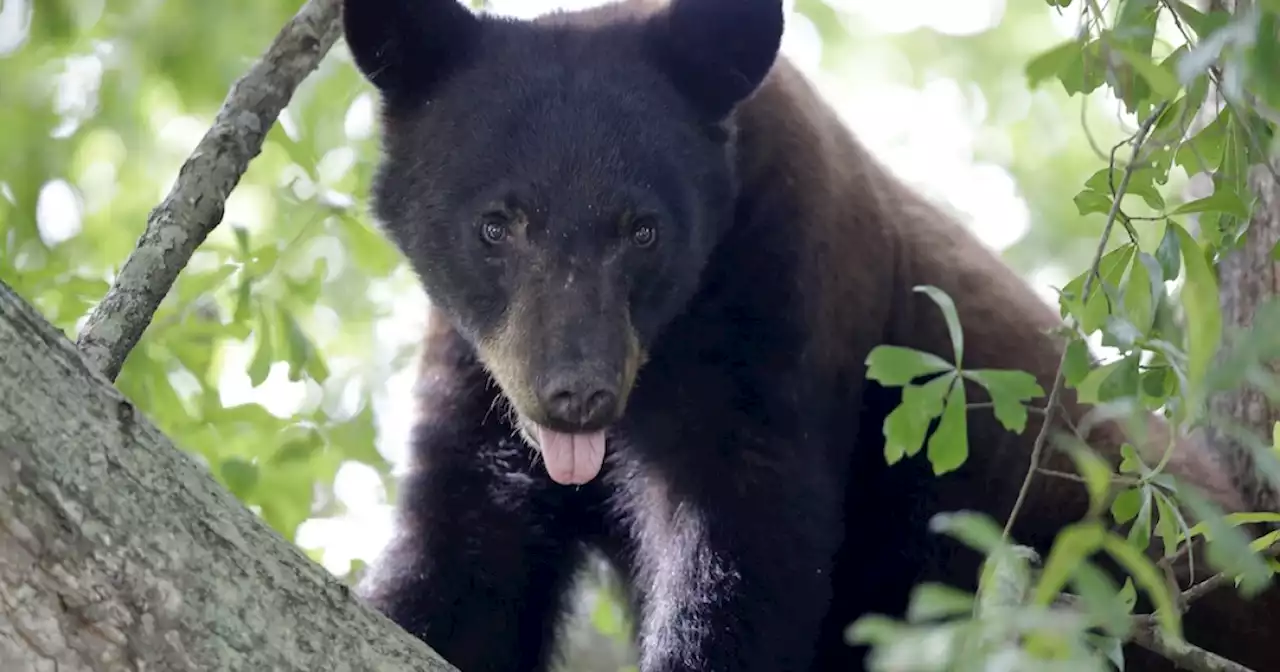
[343,0,784,484]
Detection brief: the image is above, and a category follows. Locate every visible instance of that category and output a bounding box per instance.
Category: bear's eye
[631,217,658,249]
[479,213,510,245]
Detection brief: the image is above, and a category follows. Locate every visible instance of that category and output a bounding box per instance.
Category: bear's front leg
[622,445,843,672]
[357,318,592,672]
[359,438,588,672]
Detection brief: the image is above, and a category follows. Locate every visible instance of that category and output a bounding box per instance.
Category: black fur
[344,1,1280,671]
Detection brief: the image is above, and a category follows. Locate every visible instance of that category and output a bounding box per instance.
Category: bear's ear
[648,0,784,120]
[342,0,480,99]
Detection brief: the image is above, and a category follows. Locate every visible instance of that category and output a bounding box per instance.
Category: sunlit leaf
[1171,222,1223,402]
[1102,532,1181,636]
[926,381,968,475]
[914,285,964,365]
[905,583,975,623]
[1033,522,1105,606]
[963,368,1044,434]
[1065,443,1114,519]
[866,345,955,386]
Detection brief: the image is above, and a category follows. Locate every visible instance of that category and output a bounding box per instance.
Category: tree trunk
[1211,160,1280,513]
[0,281,458,672]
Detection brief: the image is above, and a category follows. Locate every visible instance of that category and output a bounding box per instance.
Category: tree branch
[1130,619,1255,672]
[0,279,458,671]
[75,0,342,381]
[1002,101,1170,540]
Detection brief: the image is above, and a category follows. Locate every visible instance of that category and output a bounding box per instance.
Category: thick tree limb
[0,280,457,671]
[75,0,342,381]
[1210,159,1280,512]
[1130,619,1254,672]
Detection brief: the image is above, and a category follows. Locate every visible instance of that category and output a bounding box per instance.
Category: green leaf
[1141,367,1173,403]
[1125,253,1158,333]
[1060,244,1136,334]
[1103,531,1182,636]
[1169,1,1231,38]
[1127,486,1154,551]
[1152,491,1183,558]
[1181,490,1274,597]
[1083,167,1166,212]
[247,307,275,387]
[865,345,955,387]
[1119,443,1149,476]
[1171,222,1223,400]
[1063,339,1093,388]
[1155,222,1182,280]
[336,210,400,275]
[1066,443,1115,519]
[977,545,1040,614]
[232,224,251,257]
[1111,487,1143,525]
[1076,358,1121,404]
[1025,38,1085,87]
[1073,189,1113,216]
[882,374,953,465]
[1055,39,1110,96]
[1175,109,1228,175]
[1113,45,1182,100]
[1072,559,1134,638]
[271,428,324,466]
[905,583,975,623]
[1254,12,1280,111]
[963,368,1044,434]
[220,457,259,500]
[1190,511,1280,539]
[233,274,253,324]
[929,510,1008,555]
[1102,315,1143,351]
[1171,189,1252,218]
[1097,352,1141,402]
[843,615,904,648]
[926,381,968,475]
[278,308,330,384]
[1033,521,1106,606]
[914,285,964,365]
[176,263,238,304]
[1087,633,1127,671]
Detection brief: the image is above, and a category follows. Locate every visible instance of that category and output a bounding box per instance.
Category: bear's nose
[540,376,618,429]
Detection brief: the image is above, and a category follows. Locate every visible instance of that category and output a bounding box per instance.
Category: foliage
[857,1,1280,669]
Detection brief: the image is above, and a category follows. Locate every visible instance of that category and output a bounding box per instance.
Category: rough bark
[75,0,341,382]
[0,281,458,672]
[1211,160,1280,513]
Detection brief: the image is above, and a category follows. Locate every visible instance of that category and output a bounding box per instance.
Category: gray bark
[75,0,342,382]
[0,281,457,672]
[1211,160,1280,512]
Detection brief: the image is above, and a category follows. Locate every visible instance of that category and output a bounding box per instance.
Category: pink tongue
[534,426,606,485]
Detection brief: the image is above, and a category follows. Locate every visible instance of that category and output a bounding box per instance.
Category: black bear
[341,0,1280,670]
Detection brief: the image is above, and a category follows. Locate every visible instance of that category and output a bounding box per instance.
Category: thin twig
[75,0,342,381]
[966,402,1046,415]
[1035,466,1143,487]
[1002,101,1170,541]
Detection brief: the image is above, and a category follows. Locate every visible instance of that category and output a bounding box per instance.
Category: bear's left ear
[647,0,784,121]
[342,0,481,101]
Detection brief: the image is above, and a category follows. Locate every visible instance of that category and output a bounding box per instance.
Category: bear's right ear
[342,0,480,99]
[648,0,784,121]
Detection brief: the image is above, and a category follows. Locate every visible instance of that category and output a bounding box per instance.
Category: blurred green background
[0,0,1177,668]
